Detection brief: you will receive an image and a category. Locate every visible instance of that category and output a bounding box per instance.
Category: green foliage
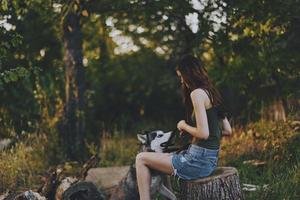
[219,118,300,199]
[0,67,29,87]
[0,0,63,134]
[1,0,298,134]
[85,48,184,134]
[0,32,30,89]
[1,0,8,11]
[0,0,299,196]
[210,0,300,121]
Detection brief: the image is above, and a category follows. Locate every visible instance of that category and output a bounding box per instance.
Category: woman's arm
[177,89,210,140]
[221,116,232,136]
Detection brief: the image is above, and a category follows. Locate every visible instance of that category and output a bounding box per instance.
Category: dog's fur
[109,130,179,200]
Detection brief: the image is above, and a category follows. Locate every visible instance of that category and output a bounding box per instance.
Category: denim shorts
[170,144,219,180]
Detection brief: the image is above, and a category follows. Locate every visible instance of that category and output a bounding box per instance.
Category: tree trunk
[261,98,286,122]
[178,167,244,200]
[60,5,86,161]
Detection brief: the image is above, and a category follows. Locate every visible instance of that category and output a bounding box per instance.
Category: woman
[135,54,232,200]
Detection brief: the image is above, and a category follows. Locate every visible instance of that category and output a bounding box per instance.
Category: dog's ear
[137,134,147,144]
[142,130,150,134]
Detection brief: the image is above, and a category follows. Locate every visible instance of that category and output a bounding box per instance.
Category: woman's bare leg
[136,157,152,200]
[135,152,174,200]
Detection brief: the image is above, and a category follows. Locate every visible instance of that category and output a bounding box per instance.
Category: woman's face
[176,70,189,88]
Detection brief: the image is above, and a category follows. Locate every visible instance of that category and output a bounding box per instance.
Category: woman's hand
[221,117,232,136]
[177,120,187,135]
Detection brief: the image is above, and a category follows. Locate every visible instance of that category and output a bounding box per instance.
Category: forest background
[0,0,299,199]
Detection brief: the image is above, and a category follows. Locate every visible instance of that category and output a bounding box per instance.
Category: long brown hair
[176,54,227,123]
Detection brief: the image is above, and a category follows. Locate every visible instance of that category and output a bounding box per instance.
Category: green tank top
[191,106,222,150]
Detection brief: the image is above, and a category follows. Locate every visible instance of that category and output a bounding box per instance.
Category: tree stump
[178,167,244,200]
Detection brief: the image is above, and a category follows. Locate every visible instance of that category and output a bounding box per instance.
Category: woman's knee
[135,152,146,165]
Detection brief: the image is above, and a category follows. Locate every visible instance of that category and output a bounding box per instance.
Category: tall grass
[219,119,300,200]
[97,129,140,167]
[0,134,48,192]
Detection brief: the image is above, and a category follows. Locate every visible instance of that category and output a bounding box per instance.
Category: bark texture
[178,167,244,200]
[60,3,86,161]
[61,181,104,200]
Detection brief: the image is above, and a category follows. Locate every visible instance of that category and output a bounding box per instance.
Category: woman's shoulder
[190,88,212,106]
[190,88,208,98]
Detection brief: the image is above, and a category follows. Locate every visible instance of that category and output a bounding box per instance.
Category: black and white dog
[109,130,179,200]
[137,130,178,199]
[137,130,177,153]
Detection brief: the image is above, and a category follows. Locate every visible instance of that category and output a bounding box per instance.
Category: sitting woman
[135,54,232,200]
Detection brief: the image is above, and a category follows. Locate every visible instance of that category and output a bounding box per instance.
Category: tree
[210,0,300,121]
[59,1,87,161]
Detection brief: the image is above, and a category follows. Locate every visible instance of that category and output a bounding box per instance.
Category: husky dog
[109,130,178,200]
[137,130,178,199]
[137,130,177,153]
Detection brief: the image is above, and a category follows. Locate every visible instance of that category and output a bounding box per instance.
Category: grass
[97,129,140,167]
[0,134,48,192]
[218,119,300,200]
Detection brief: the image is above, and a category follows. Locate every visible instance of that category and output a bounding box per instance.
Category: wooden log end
[62,181,105,200]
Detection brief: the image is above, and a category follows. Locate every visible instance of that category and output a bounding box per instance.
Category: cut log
[85,166,131,192]
[37,167,64,199]
[79,155,100,180]
[54,155,103,200]
[61,181,105,200]
[0,155,102,200]
[0,191,17,200]
[55,177,78,200]
[7,190,46,200]
[178,167,244,200]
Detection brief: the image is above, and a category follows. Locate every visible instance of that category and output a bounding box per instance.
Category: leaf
[17,67,28,77]
[10,72,18,82]
[1,0,8,11]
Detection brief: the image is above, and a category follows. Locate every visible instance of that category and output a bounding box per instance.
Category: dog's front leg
[158,184,177,200]
[163,175,173,193]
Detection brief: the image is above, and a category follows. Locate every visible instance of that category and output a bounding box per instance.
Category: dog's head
[137,130,176,153]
